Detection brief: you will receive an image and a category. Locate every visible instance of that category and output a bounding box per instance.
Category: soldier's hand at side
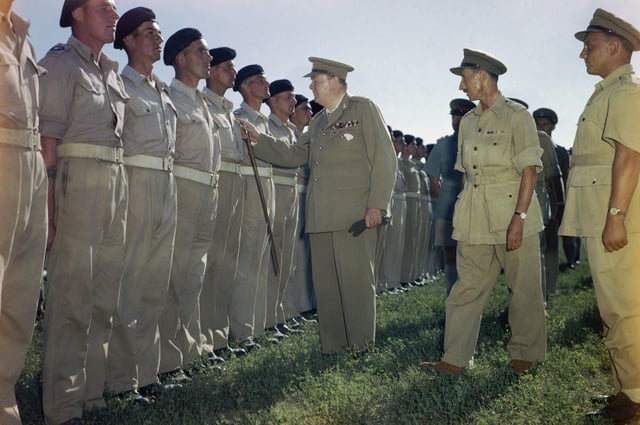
[364,208,383,228]
[602,216,627,252]
[506,215,524,251]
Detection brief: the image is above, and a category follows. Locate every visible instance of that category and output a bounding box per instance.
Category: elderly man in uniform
[199,46,248,359]
[239,57,397,354]
[157,28,218,381]
[420,49,546,375]
[105,7,177,403]
[0,1,47,424]
[39,0,128,423]
[560,9,640,423]
[425,99,474,293]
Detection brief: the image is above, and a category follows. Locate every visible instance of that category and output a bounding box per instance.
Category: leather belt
[124,154,173,172]
[173,164,218,187]
[57,143,123,163]
[0,127,40,151]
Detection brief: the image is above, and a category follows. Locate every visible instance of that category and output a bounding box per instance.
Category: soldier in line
[398,134,421,287]
[39,0,128,422]
[414,137,432,285]
[0,1,47,423]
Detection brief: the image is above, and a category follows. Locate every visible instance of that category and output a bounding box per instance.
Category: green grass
[16,258,614,424]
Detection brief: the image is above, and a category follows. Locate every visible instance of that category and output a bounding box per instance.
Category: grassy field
[16,258,614,425]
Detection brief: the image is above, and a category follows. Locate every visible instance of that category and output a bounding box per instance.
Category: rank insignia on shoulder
[330,120,359,131]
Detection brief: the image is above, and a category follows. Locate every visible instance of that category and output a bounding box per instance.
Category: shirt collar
[596,64,634,91]
[241,101,269,123]
[203,87,233,112]
[171,77,199,100]
[68,35,118,72]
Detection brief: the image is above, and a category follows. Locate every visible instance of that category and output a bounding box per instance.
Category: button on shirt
[0,10,43,130]
[121,66,176,158]
[452,94,543,244]
[39,36,128,145]
[169,78,219,173]
[203,88,245,163]
[234,101,271,167]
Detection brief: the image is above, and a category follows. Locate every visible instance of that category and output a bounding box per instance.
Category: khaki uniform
[253,94,397,353]
[266,114,299,328]
[399,157,420,283]
[106,66,177,394]
[416,165,433,279]
[379,163,407,290]
[560,64,640,401]
[443,94,546,367]
[0,11,47,425]
[230,102,275,341]
[158,79,219,373]
[200,89,245,352]
[39,36,129,422]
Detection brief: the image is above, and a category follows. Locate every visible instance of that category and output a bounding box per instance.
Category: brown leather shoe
[587,392,640,424]
[419,361,463,375]
[510,359,534,374]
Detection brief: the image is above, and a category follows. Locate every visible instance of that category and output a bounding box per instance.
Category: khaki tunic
[399,157,420,283]
[560,64,640,400]
[0,10,47,425]
[107,66,177,394]
[39,35,129,422]
[253,93,396,353]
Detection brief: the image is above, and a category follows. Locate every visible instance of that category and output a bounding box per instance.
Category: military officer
[425,99,474,293]
[106,7,177,402]
[39,0,128,422]
[240,57,397,354]
[399,134,421,287]
[420,49,545,375]
[0,1,47,423]
[559,9,640,422]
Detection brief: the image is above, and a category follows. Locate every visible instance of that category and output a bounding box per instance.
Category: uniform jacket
[253,93,397,233]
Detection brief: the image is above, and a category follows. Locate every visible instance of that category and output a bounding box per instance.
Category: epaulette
[348,95,371,104]
[46,43,68,56]
[504,97,526,112]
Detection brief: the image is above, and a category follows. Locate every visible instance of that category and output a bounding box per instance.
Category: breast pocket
[128,99,164,143]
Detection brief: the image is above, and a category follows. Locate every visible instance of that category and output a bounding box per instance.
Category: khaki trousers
[380,196,406,289]
[43,158,127,424]
[107,167,176,393]
[400,196,419,283]
[416,196,432,277]
[584,235,640,402]
[310,229,377,353]
[200,170,244,351]
[0,147,46,425]
[158,177,216,373]
[442,234,546,367]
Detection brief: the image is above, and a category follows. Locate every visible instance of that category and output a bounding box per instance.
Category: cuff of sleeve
[39,121,67,140]
[513,146,543,174]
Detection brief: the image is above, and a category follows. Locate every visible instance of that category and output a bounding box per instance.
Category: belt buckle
[114,147,124,164]
[164,157,174,173]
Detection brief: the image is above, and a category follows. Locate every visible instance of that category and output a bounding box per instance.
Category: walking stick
[242,128,279,276]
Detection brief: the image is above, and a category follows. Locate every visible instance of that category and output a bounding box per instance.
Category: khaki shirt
[121,66,176,158]
[399,157,421,194]
[203,88,245,163]
[0,10,43,130]
[393,158,408,193]
[452,93,543,244]
[39,36,128,145]
[560,64,640,237]
[169,78,219,173]
[234,101,271,167]
[268,113,298,177]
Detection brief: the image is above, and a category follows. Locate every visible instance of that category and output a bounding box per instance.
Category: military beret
[508,98,529,109]
[449,98,475,116]
[209,47,236,66]
[450,48,507,76]
[575,8,640,51]
[304,56,354,81]
[310,100,324,116]
[60,0,89,28]
[233,64,265,92]
[392,130,404,139]
[163,28,203,66]
[533,108,558,124]
[114,7,156,50]
[403,134,415,145]
[294,94,309,106]
[268,79,294,98]
[415,137,424,146]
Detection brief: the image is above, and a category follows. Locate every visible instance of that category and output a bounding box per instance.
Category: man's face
[76,0,119,44]
[290,101,313,127]
[309,73,332,106]
[580,32,613,77]
[127,21,162,63]
[535,117,556,136]
[243,74,270,101]
[403,142,417,156]
[210,60,236,90]
[178,38,211,80]
[459,68,482,101]
[270,90,296,118]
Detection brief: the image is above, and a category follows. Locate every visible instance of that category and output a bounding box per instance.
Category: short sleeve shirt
[234,101,271,167]
[268,113,298,177]
[203,88,245,163]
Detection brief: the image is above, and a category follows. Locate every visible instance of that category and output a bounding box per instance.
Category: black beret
[449,98,475,116]
[268,79,294,98]
[404,134,415,145]
[508,97,529,109]
[209,47,236,66]
[533,108,558,124]
[294,94,309,106]
[60,0,89,28]
[392,130,404,139]
[163,28,203,66]
[233,64,264,92]
[114,7,156,50]
[309,100,323,116]
[415,137,424,146]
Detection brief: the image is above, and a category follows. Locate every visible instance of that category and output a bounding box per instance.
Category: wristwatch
[609,207,625,216]
[514,211,527,219]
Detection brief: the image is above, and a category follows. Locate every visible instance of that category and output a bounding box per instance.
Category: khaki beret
[304,57,354,81]
[450,48,507,76]
[59,0,89,28]
[575,8,640,51]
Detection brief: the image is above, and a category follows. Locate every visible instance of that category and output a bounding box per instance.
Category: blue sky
[15,0,640,148]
